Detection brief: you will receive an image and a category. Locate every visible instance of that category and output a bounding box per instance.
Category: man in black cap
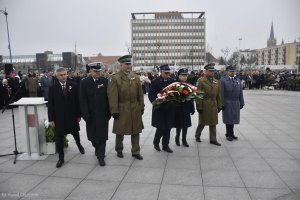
[108,55,144,160]
[195,63,222,146]
[148,64,176,153]
[48,67,85,168]
[220,66,245,141]
[80,64,111,166]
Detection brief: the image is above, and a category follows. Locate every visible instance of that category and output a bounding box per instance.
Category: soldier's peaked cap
[226,66,236,71]
[159,64,170,72]
[204,63,216,71]
[89,62,101,71]
[118,55,132,64]
[177,68,189,75]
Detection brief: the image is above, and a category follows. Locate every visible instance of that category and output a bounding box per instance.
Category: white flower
[44,119,49,128]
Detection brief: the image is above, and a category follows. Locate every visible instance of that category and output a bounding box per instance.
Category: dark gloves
[197,109,203,113]
[218,108,221,113]
[240,105,244,109]
[82,115,89,122]
[141,109,144,115]
[112,113,120,120]
[222,106,226,111]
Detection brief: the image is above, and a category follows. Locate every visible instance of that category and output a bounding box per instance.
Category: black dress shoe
[154,144,161,151]
[210,141,221,146]
[162,146,173,153]
[196,138,202,142]
[132,154,143,160]
[78,144,85,154]
[182,141,189,147]
[98,158,106,166]
[117,152,124,158]
[226,136,233,141]
[56,160,64,168]
[232,135,238,140]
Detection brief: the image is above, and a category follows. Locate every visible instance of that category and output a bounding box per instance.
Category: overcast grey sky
[0,0,299,58]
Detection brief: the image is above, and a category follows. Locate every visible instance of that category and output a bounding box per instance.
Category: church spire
[267,21,277,47]
[270,22,274,40]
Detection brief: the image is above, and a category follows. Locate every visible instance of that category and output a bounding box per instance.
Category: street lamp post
[0,8,13,63]
[298,38,300,74]
[238,38,242,70]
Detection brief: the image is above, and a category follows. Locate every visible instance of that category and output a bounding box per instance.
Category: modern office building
[131,11,206,71]
[0,51,85,73]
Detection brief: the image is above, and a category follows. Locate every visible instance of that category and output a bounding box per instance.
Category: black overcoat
[48,80,81,136]
[80,76,110,142]
[148,76,176,129]
[174,100,195,128]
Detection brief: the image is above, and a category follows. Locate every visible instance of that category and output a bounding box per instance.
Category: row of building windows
[134,52,205,58]
[133,31,204,36]
[132,26,205,31]
[133,40,205,44]
[134,59,205,64]
[132,42,205,51]
[133,47,204,52]
[132,42,204,46]
[132,29,204,34]
[132,34,205,39]
[132,19,205,24]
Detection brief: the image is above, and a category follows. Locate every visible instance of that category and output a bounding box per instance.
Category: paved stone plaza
[0,90,300,200]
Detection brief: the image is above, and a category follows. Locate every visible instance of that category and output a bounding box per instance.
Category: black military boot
[182,129,189,147]
[175,135,180,146]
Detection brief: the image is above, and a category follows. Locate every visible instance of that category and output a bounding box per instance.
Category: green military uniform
[195,64,222,144]
[107,63,144,155]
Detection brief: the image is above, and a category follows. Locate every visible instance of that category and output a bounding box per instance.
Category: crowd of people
[1,58,299,168]
[211,68,300,91]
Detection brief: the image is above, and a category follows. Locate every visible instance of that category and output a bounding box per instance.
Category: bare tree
[206,44,213,63]
[124,42,132,54]
[221,47,231,64]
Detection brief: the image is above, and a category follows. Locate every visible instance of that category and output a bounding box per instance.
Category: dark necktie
[62,84,67,96]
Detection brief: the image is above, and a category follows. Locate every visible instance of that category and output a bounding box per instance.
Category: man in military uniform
[107,55,144,160]
[195,63,222,146]
[80,63,111,166]
[148,64,176,153]
[220,66,245,141]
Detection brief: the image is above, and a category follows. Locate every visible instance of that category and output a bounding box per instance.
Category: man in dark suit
[80,64,111,166]
[148,64,176,153]
[48,67,85,168]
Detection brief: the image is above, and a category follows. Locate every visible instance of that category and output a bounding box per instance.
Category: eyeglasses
[124,63,132,65]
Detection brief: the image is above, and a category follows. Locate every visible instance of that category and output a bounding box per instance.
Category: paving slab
[0,90,299,200]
